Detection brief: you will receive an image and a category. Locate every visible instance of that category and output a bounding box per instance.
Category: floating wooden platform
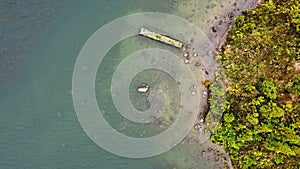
[139,28,183,49]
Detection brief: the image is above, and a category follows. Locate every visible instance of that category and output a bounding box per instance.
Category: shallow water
[0,0,256,168]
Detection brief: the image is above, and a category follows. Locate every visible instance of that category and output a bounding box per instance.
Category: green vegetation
[211,0,300,168]
[155,35,161,40]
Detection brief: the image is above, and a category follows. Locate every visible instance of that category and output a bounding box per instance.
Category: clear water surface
[0,0,249,168]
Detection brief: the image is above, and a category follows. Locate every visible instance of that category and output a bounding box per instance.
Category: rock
[184,59,190,64]
[194,124,201,130]
[212,26,217,32]
[194,62,201,67]
[228,12,234,19]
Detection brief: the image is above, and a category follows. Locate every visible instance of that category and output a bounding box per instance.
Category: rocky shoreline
[199,1,263,168]
[209,0,262,50]
[201,140,234,169]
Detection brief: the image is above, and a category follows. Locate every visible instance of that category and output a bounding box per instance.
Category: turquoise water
[0,0,254,168]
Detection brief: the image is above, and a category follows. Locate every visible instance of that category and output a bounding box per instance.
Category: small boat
[137,84,150,93]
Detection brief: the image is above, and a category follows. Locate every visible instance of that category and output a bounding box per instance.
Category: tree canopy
[211,0,300,168]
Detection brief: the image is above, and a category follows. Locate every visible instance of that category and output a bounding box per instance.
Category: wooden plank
[139,28,183,48]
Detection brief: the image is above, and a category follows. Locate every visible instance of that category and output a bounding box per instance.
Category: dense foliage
[211,0,300,168]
